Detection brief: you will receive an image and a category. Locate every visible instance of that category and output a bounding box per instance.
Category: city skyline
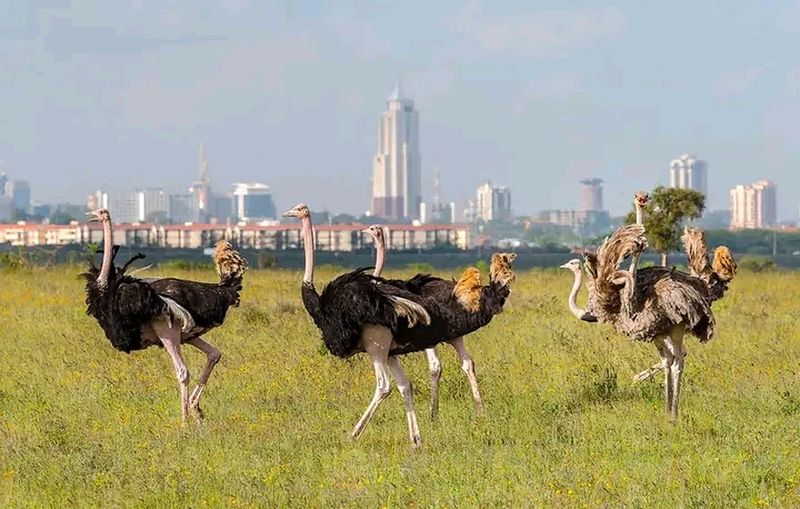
[2,2,800,220]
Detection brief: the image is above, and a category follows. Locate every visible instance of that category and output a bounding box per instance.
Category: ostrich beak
[86,212,99,222]
[559,262,570,269]
[282,209,296,218]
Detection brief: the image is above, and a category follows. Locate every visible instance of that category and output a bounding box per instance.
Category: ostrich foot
[633,363,663,383]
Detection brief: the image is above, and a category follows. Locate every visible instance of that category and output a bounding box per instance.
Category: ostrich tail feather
[158,296,196,332]
[712,246,737,282]
[682,227,712,279]
[388,295,431,327]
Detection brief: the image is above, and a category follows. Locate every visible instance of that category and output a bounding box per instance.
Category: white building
[579,178,603,211]
[476,181,512,222]
[138,188,169,222]
[420,201,455,224]
[232,183,276,223]
[730,180,777,229]
[371,81,422,220]
[669,154,708,197]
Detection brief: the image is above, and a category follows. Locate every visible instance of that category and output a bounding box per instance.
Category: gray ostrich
[560,221,736,419]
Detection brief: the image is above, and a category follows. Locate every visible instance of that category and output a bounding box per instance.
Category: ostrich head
[282,203,310,219]
[559,258,582,273]
[362,224,387,243]
[634,191,649,208]
[86,208,111,223]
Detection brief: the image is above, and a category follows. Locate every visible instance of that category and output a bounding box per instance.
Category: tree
[625,186,705,266]
[49,211,75,225]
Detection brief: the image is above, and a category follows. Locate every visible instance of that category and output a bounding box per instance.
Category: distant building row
[0,221,472,251]
[91,182,277,225]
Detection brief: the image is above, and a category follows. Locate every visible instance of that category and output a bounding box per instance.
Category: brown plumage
[712,246,737,282]
[452,267,483,312]
[568,212,736,420]
[213,239,248,286]
[490,253,517,287]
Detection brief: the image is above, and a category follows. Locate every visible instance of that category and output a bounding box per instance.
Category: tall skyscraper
[476,181,512,222]
[5,180,31,214]
[371,81,421,220]
[730,180,777,229]
[579,178,604,211]
[189,143,212,220]
[669,154,708,197]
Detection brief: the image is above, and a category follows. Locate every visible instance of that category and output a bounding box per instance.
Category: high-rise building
[476,181,512,222]
[138,188,169,222]
[189,143,213,221]
[669,154,708,196]
[168,194,198,223]
[730,180,777,229]
[232,183,276,222]
[0,196,12,221]
[371,81,422,220]
[579,178,604,211]
[110,192,140,223]
[5,180,31,214]
[0,173,7,196]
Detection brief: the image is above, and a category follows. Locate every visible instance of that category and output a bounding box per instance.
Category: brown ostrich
[560,219,736,419]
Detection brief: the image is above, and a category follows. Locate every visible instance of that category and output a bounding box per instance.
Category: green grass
[1,266,800,507]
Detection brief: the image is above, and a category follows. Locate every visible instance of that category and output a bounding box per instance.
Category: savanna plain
[1,265,799,507]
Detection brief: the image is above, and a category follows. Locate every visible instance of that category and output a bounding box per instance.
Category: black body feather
[84,249,244,353]
[82,259,167,353]
[384,276,510,355]
[300,268,430,358]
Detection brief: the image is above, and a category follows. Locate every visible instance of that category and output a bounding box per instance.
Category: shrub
[738,255,777,273]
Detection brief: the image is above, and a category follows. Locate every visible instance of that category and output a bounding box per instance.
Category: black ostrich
[363,224,516,418]
[283,204,434,448]
[83,208,247,422]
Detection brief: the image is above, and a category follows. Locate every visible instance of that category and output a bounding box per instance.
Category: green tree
[625,186,705,266]
[49,211,75,225]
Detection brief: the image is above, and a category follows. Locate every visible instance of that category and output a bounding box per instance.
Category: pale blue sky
[2,1,799,219]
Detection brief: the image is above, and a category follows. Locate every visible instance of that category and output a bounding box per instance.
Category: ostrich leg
[425,348,442,420]
[154,320,191,423]
[186,336,222,420]
[654,337,675,417]
[388,356,422,448]
[449,337,484,414]
[350,325,393,441]
[668,330,686,420]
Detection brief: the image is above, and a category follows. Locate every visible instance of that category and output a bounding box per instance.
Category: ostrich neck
[97,219,113,285]
[629,203,643,272]
[301,215,315,284]
[372,236,385,276]
[567,269,586,319]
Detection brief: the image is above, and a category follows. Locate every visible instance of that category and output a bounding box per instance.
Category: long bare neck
[567,269,586,319]
[97,219,113,286]
[629,203,643,272]
[301,215,315,284]
[372,236,385,276]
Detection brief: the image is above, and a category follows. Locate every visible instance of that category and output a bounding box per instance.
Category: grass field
[1,265,800,507]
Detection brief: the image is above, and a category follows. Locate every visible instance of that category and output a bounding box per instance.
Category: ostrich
[362,224,516,418]
[560,222,736,419]
[83,208,247,422]
[284,204,433,448]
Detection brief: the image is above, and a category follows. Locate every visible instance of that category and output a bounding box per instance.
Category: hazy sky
[2,1,800,219]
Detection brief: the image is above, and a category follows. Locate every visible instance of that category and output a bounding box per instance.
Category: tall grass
[1,266,799,506]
